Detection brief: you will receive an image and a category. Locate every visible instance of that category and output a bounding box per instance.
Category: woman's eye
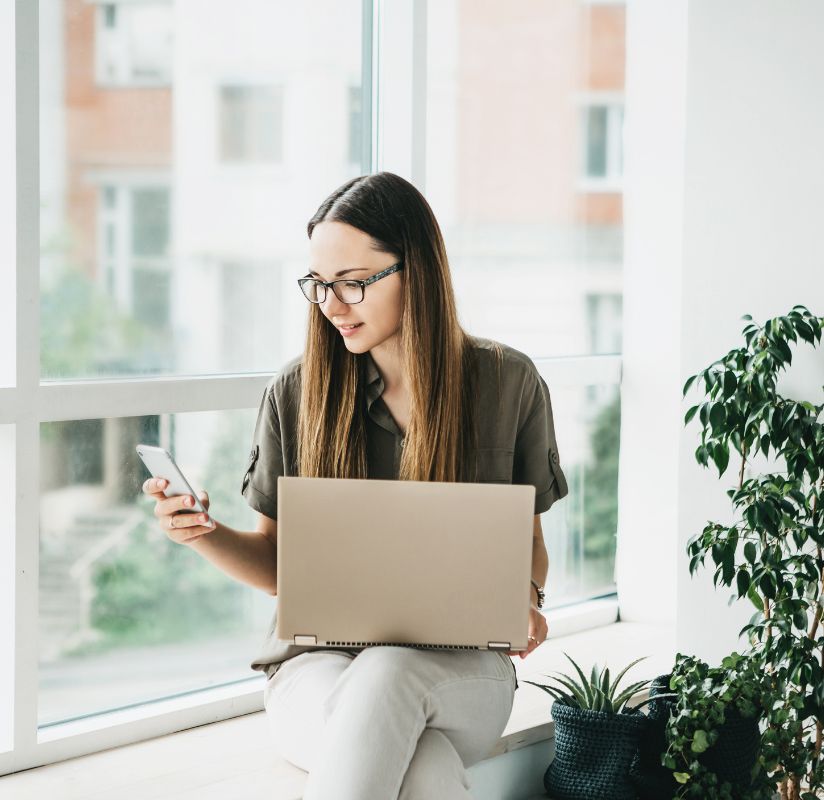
[342,281,360,289]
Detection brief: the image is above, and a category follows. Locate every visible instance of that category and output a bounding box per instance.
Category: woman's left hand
[505,603,548,659]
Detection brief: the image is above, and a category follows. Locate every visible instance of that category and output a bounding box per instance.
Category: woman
[143,171,568,798]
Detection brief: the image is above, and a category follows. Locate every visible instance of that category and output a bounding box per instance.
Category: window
[95,2,174,86]
[425,1,625,603]
[218,85,284,163]
[580,101,624,189]
[99,183,171,325]
[4,0,624,773]
[17,0,366,759]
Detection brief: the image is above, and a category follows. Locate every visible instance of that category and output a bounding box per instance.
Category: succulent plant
[522,653,666,713]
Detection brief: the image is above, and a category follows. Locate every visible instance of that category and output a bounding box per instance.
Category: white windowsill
[1,618,676,799]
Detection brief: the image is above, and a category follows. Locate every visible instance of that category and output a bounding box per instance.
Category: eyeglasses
[297,262,404,304]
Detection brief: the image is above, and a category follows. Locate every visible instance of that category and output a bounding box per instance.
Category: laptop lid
[275,476,535,652]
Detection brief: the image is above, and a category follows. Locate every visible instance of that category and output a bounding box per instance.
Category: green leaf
[736,568,750,596]
[744,541,757,564]
[709,402,727,431]
[714,441,730,477]
[747,581,763,611]
[691,729,709,753]
[673,772,690,784]
[796,319,814,343]
[759,572,776,600]
[722,544,735,585]
[723,371,737,399]
[684,405,699,425]
[682,374,698,397]
[563,653,594,707]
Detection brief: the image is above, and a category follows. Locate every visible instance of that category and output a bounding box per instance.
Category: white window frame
[3,0,619,774]
[577,91,625,193]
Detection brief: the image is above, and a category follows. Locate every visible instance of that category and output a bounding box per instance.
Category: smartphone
[135,444,209,517]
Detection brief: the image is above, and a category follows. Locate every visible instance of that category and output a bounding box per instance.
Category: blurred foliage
[41,265,170,380]
[67,411,258,656]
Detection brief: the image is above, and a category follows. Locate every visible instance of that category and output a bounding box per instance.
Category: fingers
[142,477,169,499]
[142,477,215,543]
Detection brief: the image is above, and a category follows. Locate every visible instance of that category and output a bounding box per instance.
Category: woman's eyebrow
[308,267,369,278]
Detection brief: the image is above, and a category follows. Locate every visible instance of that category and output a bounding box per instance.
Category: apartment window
[95,2,173,86]
[218,85,284,163]
[99,183,172,330]
[580,102,624,189]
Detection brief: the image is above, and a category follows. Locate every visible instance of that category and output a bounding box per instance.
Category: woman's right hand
[143,477,216,545]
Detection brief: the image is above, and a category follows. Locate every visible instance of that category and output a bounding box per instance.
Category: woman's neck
[369,339,405,395]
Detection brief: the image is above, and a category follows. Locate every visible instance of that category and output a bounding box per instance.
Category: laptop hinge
[487,641,510,650]
[294,635,318,645]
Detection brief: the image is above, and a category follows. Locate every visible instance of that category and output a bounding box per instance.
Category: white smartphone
[135,444,210,519]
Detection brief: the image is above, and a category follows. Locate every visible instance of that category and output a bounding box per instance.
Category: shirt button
[400,438,406,449]
[550,449,559,464]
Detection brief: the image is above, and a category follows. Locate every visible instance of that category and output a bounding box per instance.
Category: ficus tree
[682,305,824,800]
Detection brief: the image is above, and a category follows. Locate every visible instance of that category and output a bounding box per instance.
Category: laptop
[275,475,535,653]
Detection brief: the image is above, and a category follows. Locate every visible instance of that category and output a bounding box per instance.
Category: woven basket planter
[629,672,762,798]
[544,700,648,800]
[629,673,679,800]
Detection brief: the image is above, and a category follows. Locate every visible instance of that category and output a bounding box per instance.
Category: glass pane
[40,0,365,380]
[585,106,608,177]
[426,0,626,358]
[132,188,170,258]
[541,382,619,606]
[39,409,265,727]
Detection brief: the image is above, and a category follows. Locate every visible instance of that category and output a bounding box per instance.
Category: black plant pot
[629,673,679,800]
[699,705,761,786]
[544,700,648,800]
[629,672,762,798]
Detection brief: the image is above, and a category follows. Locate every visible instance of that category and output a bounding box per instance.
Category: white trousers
[263,646,517,799]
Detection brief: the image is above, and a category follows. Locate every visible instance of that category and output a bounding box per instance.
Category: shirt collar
[363,351,384,410]
[363,350,382,387]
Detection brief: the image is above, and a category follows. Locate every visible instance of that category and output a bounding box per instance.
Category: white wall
[619,0,824,665]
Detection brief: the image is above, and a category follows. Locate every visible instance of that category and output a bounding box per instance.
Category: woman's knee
[398,728,471,800]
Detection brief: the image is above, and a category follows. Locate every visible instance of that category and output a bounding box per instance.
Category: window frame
[2,0,620,773]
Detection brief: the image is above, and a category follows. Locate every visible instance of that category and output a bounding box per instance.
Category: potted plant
[679,305,824,799]
[631,651,775,800]
[523,653,656,800]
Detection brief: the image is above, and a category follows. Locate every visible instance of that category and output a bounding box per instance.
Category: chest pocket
[472,447,514,484]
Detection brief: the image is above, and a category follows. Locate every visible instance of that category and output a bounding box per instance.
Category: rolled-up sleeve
[513,368,569,515]
[241,380,283,521]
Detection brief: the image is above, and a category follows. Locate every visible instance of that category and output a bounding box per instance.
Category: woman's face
[308,221,403,355]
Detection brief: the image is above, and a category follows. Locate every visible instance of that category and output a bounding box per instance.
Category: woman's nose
[321,289,350,316]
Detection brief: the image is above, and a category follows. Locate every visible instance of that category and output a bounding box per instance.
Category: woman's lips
[338,323,364,338]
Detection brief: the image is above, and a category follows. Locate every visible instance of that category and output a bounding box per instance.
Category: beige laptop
[275,475,535,653]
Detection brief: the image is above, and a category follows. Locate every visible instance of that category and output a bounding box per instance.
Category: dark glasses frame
[297,261,404,304]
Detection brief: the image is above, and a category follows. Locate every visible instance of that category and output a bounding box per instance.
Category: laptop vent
[326,641,480,650]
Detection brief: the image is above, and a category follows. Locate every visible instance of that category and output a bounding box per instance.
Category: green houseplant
[654,651,775,799]
[680,305,824,799]
[523,654,656,800]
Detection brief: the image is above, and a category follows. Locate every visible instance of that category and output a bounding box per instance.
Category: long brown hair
[297,171,497,482]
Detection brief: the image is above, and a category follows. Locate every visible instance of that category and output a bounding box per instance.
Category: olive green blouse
[241,336,569,684]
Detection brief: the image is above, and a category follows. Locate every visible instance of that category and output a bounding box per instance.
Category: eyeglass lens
[301,280,364,304]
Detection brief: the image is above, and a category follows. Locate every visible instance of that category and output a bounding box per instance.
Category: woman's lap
[263,646,516,794]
